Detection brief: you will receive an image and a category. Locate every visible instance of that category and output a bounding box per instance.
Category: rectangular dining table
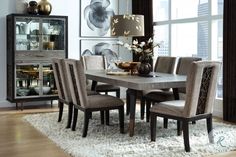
[85,70,187,137]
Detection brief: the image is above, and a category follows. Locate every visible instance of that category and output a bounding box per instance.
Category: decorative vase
[137,55,152,76]
[27,1,38,15]
[38,0,52,15]
[15,0,28,14]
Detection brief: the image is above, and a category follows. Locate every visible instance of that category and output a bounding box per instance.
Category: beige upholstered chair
[144,57,202,123]
[150,61,221,152]
[126,56,176,119]
[52,58,97,128]
[82,55,120,97]
[52,58,73,128]
[64,59,124,137]
[82,55,121,124]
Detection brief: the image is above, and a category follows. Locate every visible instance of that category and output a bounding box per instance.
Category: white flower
[148,38,153,43]
[133,39,138,45]
[117,37,160,57]
[140,42,145,47]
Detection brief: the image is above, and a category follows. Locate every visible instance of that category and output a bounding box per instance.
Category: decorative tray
[106,71,130,75]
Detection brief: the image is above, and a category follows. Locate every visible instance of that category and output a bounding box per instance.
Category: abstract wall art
[80,39,119,69]
[80,0,119,37]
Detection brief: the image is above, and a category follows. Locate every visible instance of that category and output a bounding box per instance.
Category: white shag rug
[23,111,236,157]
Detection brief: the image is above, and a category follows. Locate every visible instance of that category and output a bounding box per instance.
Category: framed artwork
[80,39,119,69]
[80,0,119,37]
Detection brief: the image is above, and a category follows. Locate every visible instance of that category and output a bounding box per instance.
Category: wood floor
[0,106,70,157]
[0,105,235,157]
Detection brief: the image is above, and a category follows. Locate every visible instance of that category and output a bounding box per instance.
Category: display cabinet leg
[20,102,23,111]
[16,103,18,110]
[50,100,53,108]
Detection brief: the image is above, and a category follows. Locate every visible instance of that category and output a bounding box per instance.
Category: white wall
[0,0,131,108]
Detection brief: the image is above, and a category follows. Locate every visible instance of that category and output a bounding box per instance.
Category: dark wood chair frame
[72,105,124,137]
[150,112,213,152]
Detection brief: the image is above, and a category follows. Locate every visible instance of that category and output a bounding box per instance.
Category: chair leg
[207,115,214,143]
[105,110,109,125]
[72,108,78,131]
[82,110,90,137]
[150,112,157,141]
[163,118,168,128]
[126,90,130,115]
[140,97,145,120]
[58,101,64,122]
[66,103,73,128]
[100,111,104,124]
[89,112,92,119]
[116,90,120,98]
[182,120,190,152]
[119,107,124,133]
[177,120,182,136]
[146,100,151,122]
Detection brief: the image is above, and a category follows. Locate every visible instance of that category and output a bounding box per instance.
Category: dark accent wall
[132,0,153,62]
[223,0,236,122]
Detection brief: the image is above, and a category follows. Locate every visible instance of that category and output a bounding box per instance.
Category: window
[153,0,223,98]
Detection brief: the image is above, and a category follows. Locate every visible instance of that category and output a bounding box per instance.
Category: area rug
[23,111,236,157]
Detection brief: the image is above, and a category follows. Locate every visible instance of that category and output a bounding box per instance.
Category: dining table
[85,70,187,137]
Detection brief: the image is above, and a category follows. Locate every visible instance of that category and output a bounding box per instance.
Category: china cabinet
[6,14,68,109]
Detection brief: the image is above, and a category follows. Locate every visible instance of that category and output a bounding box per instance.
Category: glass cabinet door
[42,64,57,96]
[15,17,40,51]
[42,19,65,51]
[15,17,65,52]
[16,64,40,97]
[15,64,57,97]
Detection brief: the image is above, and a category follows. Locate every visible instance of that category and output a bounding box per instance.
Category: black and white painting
[80,39,119,69]
[80,0,118,37]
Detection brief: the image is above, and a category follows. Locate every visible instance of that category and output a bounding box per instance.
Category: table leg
[91,81,97,91]
[173,88,180,100]
[128,89,137,137]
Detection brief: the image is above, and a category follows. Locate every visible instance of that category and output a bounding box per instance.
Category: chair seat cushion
[95,84,120,91]
[87,95,124,109]
[144,90,175,102]
[150,100,185,117]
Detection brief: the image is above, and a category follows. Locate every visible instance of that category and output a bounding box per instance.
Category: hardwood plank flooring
[0,105,235,157]
[0,106,71,157]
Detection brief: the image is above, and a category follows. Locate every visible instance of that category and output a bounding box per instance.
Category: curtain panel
[223,0,236,122]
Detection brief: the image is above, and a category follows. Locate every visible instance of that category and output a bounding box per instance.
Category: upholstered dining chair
[52,58,73,128]
[82,55,121,124]
[126,56,176,119]
[64,59,124,137]
[150,61,221,152]
[52,58,97,128]
[144,57,202,123]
